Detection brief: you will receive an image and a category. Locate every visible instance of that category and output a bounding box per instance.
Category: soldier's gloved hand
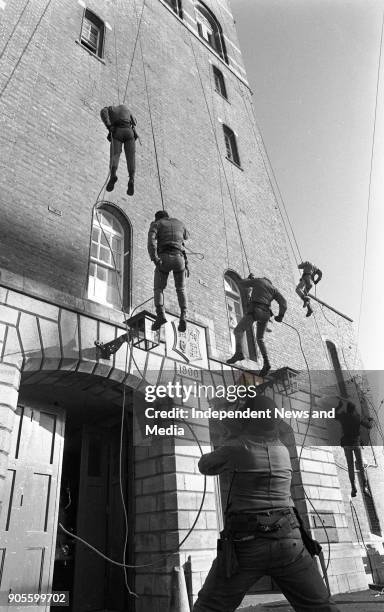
[154,258,162,268]
[248,273,255,279]
[107,126,116,142]
[274,315,283,323]
[314,279,319,285]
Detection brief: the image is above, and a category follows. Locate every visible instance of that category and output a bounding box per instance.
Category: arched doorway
[0,369,135,611]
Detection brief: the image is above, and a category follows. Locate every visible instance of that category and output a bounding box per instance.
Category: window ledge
[75,39,106,64]
[225,156,243,171]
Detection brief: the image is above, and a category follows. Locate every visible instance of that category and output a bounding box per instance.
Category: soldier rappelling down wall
[147,210,189,332]
[227,275,287,377]
[295,261,322,317]
[100,104,138,196]
[335,400,373,497]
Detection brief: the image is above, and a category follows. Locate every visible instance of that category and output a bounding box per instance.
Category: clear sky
[231,0,384,372]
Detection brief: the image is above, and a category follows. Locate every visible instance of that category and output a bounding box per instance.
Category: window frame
[195,2,228,62]
[224,271,256,360]
[163,0,183,18]
[80,8,105,59]
[223,124,241,167]
[87,203,132,311]
[212,65,228,100]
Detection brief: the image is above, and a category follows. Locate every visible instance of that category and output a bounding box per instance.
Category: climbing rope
[0,0,30,62]
[186,32,251,272]
[0,0,53,99]
[353,7,384,369]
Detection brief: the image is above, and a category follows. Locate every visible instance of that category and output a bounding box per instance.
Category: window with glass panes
[88,210,123,308]
[213,66,227,99]
[224,275,243,351]
[223,125,240,166]
[80,9,104,57]
[195,3,227,61]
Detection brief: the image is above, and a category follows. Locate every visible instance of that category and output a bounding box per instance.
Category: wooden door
[0,404,65,611]
[72,427,109,611]
[72,424,132,612]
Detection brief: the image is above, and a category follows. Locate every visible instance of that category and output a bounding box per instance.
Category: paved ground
[240,589,384,611]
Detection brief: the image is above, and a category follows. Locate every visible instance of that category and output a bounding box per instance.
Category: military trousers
[110,126,136,178]
[193,517,340,612]
[296,274,312,303]
[234,305,270,362]
[154,252,187,315]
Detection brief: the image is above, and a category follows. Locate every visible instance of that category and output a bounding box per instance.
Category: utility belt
[227,508,296,537]
[158,247,189,276]
[217,507,322,579]
[159,246,184,255]
[249,301,270,312]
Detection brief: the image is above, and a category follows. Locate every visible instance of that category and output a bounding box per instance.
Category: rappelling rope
[135,0,165,211]
[353,7,384,370]
[186,32,250,273]
[0,0,30,63]
[0,0,53,99]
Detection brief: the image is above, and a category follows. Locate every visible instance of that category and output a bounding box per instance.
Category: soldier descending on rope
[147,210,189,332]
[193,395,340,612]
[295,261,322,317]
[100,104,138,196]
[227,275,287,378]
[335,400,373,497]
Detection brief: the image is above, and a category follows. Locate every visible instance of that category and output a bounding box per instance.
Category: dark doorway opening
[50,403,135,611]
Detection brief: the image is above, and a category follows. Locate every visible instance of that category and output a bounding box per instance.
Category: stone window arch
[195,2,228,62]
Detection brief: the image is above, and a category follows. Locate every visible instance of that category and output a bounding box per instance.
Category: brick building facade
[0,0,383,610]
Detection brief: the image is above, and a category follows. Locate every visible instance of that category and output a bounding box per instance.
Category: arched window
[87,205,131,309]
[195,2,228,62]
[224,274,244,353]
[80,8,105,58]
[223,124,240,166]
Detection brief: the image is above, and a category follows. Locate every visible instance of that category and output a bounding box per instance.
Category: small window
[163,0,183,17]
[88,207,128,309]
[223,125,240,166]
[80,9,105,58]
[195,2,227,62]
[213,66,227,99]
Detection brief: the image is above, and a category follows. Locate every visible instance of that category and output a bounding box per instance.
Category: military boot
[178,312,187,333]
[152,308,167,331]
[106,167,118,192]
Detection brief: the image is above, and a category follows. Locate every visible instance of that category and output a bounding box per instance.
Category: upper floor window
[195,2,227,62]
[163,0,183,17]
[80,9,105,58]
[223,125,240,166]
[213,65,228,99]
[88,205,131,309]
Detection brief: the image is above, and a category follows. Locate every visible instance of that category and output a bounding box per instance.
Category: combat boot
[259,360,271,378]
[306,305,313,317]
[106,168,118,192]
[178,313,187,333]
[227,351,244,365]
[127,178,134,196]
[152,309,167,331]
